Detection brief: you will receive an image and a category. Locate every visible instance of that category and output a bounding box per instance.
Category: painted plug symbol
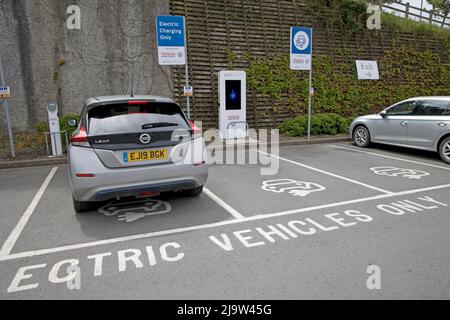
[262,179,326,197]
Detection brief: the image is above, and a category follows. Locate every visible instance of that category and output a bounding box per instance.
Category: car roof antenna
[130,73,134,97]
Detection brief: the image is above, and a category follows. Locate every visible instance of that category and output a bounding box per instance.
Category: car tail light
[75,173,96,178]
[189,120,202,139]
[140,191,157,197]
[128,100,149,105]
[70,125,90,147]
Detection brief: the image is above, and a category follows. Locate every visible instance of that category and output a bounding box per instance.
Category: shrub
[279,113,354,137]
[35,121,49,134]
[247,48,450,119]
[15,131,46,152]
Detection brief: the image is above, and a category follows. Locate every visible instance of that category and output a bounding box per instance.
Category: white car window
[386,101,419,116]
[418,100,450,116]
[446,105,450,116]
[88,102,190,136]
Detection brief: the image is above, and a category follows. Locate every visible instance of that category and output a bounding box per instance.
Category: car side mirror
[67,119,78,128]
[380,111,388,119]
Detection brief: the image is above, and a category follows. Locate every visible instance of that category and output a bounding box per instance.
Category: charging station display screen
[225,80,242,110]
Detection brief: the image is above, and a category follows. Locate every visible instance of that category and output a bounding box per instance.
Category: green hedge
[246,47,450,119]
[279,113,354,137]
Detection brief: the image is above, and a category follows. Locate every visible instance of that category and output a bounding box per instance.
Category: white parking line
[204,187,244,220]
[331,145,450,171]
[256,150,394,195]
[261,183,450,218]
[1,182,448,262]
[0,167,58,257]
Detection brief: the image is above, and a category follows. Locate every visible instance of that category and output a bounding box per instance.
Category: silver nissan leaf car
[67,96,208,213]
[349,97,450,164]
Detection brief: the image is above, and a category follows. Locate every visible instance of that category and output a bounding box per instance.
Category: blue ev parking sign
[156,16,187,65]
[290,27,312,70]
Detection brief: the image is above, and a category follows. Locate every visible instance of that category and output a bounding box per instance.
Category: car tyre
[439,136,450,164]
[184,186,204,197]
[73,197,96,213]
[353,126,371,148]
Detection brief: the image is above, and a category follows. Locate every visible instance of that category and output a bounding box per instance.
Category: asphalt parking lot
[1,141,449,299]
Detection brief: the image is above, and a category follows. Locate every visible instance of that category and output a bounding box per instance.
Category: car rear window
[87,102,190,136]
[418,100,450,116]
[444,104,450,115]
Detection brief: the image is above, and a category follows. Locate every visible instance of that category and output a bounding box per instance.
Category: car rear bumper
[68,146,208,202]
[91,178,203,202]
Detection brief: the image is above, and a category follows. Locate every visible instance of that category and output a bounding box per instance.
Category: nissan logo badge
[139,134,151,144]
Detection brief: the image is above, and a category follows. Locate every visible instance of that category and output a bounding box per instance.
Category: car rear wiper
[142,122,178,129]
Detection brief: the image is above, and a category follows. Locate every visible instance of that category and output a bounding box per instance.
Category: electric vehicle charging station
[218,70,248,140]
[47,102,63,156]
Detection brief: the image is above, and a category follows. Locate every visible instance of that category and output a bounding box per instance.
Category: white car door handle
[438,122,447,127]
[400,121,408,126]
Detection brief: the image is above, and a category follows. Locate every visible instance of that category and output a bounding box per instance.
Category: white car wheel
[353,126,371,148]
[439,137,450,164]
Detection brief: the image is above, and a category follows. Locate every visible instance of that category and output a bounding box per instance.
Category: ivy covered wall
[247,47,450,118]
[171,0,450,129]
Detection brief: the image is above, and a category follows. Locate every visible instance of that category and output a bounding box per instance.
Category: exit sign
[356,60,379,80]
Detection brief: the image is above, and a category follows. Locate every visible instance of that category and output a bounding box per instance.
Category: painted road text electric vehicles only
[350,97,450,164]
[67,96,208,213]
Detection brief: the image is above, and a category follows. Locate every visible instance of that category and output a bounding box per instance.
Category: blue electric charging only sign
[290,27,313,70]
[156,16,186,65]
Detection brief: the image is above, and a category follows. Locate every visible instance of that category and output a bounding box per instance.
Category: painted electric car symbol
[262,179,326,197]
[297,35,306,48]
[294,31,310,51]
[99,199,172,223]
[370,166,430,180]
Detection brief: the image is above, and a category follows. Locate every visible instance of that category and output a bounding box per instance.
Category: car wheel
[73,197,96,213]
[439,137,450,164]
[184,186,204,197]
[353,126,371,148]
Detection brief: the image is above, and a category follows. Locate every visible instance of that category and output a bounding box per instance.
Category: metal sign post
[308,67,313,141]
[0,52,16,158]
[156,15,191,119]
[183,20,191,119]
[290,26,313,141]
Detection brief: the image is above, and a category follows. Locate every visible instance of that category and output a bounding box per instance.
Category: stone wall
[0,0,172,131]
